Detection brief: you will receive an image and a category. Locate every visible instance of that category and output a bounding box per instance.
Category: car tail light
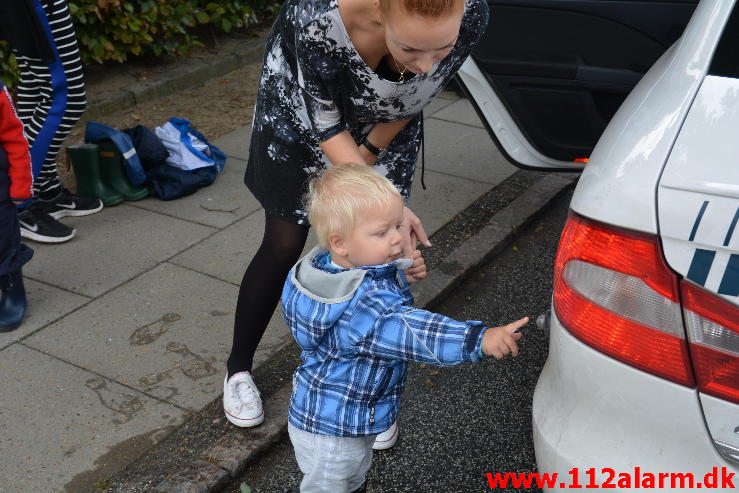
[682,281,739,405]
[553,213,695,387]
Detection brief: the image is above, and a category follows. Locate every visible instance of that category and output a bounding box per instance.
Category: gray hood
[290,246,413,304]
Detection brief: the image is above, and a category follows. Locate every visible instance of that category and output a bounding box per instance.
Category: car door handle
[575,65,643,86]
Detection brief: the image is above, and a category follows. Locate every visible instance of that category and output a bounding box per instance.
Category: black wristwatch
[361,135,388,160]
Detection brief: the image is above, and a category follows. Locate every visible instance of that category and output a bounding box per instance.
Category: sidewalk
[0,42,573,492]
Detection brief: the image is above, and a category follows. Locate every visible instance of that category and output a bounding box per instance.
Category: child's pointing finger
[506,317,529,333]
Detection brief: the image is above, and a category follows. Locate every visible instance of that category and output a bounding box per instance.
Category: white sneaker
[223,372,264,427]
[372,421,398,450]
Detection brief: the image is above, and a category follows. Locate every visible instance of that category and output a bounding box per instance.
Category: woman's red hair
[379,0,464,18]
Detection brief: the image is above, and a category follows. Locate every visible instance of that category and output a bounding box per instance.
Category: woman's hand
[402,206,431,254]
[404,249,427,284]
[400,206,430,284]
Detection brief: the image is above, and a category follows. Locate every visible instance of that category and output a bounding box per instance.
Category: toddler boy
[281,162,528,493]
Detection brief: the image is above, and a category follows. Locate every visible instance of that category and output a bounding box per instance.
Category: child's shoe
[0,270,28,332]
[40,187,103,219]
[223,372,264,427]
[372,421,398,450]
[18,202,75,243]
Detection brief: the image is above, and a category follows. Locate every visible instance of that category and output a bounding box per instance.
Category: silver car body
[459,0,739,489]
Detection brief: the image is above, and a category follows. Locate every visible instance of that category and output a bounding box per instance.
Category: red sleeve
[0,86,33,200]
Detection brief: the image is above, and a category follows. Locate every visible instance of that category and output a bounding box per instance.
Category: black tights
[227,212,309,377]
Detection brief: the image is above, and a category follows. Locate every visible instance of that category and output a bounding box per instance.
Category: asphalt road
[226,189,574,493]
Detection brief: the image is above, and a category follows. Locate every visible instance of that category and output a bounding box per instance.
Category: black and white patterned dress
[245,0,488,224]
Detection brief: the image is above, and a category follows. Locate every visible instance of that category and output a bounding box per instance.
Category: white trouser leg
[288,422,376,493]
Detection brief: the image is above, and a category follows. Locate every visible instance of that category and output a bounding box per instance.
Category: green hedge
[0,0,280,86]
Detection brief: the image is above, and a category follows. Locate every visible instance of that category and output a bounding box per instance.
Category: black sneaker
[18,202,76,243]
[41,188,103,219]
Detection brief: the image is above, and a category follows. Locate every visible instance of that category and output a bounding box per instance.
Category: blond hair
[307,163,401,249]
[379,0,464,18]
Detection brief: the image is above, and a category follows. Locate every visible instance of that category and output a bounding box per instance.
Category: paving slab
[24,263,241,412]
[212,125,252,161]
[422,118,517,185]
[169,209,319,285]
[424,92,458,117]
[169,210,266,287]
[0,279,90,350]
[430,97,485,128]
[0,344,186,493]
[22,204,216,298]
[406,168,493,236]
[128,157,261,229]
[435,89,460,101]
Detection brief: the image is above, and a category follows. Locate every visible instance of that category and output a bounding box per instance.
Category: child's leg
[14,0,86,199]
[0,200,33,332]
[0,148,33,331]
[0,200,33,279]
[288,423,376,493]
[0,146,32,280]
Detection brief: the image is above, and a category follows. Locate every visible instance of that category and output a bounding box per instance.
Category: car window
[709,3,739,78]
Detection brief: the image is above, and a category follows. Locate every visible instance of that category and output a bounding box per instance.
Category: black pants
[0,148,33,287]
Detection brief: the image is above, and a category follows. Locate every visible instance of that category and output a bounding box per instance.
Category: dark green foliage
[0,0,281,86]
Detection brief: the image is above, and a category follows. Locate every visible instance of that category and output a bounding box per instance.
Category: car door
[456,0,699,170]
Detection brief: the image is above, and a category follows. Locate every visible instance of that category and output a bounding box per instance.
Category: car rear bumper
[532,308,736,491]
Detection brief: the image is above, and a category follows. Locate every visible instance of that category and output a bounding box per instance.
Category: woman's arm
[362,118,412,164]
[319,118,412,166]
[319,131,366,165]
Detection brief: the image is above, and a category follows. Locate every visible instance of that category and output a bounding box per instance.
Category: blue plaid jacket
[282,246,487,437]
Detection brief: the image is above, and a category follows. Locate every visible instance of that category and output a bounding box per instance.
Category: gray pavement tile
[213,125,252,160]
[422,118,517,185]
[128,157,261,229]
[406,168,493,236]
[170,210,319,286]
[169,209,265,286]
[436,89,461,100]
[24,263,239,412]
[429,98,484,128]
[22,204,216,298]
[424,95,456,117]
[0,344,186,492]
[0,279,89,350]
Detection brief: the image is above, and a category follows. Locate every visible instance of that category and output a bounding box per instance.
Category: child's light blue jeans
[288,422,376,493]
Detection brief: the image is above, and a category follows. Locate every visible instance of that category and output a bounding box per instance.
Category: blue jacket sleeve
[346,288,486,366]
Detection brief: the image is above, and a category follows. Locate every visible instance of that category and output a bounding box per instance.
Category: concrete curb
[85,35,267,120]
[149,172,577,493]
[412,173,577,309]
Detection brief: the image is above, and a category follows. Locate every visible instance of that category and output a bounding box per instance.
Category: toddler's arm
[0,86,32,201]
[347,289,527,366]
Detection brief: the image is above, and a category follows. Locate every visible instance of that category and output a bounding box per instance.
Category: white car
[458,0,738,490]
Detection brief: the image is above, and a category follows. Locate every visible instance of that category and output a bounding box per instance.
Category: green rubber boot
[98,143,149,201]
[67,144,125,206]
